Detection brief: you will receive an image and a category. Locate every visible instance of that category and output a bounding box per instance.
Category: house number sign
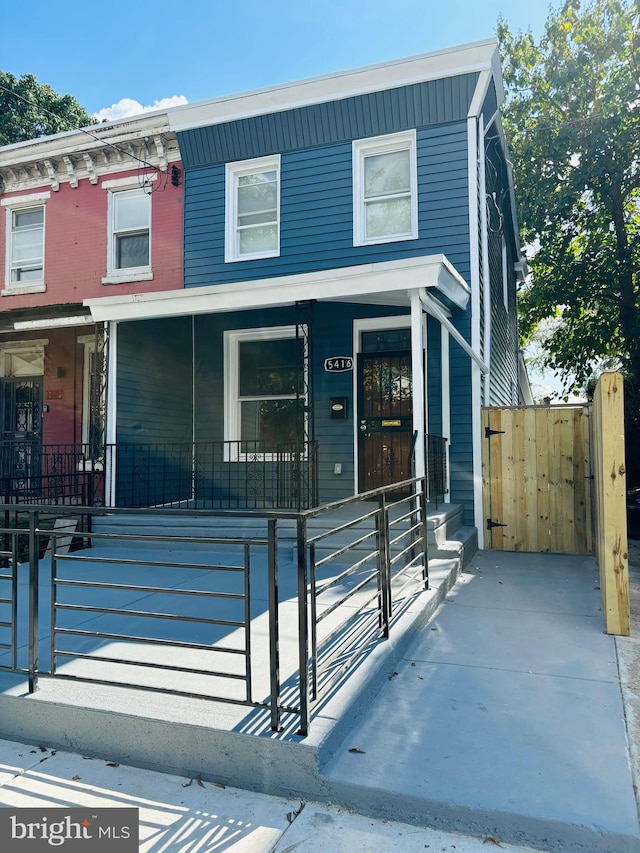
[324,357,353,372]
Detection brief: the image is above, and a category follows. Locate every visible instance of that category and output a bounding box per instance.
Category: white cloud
[93,95,188,123]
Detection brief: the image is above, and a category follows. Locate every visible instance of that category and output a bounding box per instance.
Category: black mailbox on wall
[330,397,348,419]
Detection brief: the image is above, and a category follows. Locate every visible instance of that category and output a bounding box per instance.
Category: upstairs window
[10,208,44,283]
[225,155,280,262]
[353,130,418,246]
[101,176,154,285]
[111,188,150,271]
[2,192,49,295]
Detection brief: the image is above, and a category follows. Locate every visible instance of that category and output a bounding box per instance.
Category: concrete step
[432,524,478,568]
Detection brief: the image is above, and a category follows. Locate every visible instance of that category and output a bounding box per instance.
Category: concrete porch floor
[0,547,637,853]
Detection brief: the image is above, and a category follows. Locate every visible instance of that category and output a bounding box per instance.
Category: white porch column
[441,324,451,502]
[410,290,426,479]
[105,320,117,508]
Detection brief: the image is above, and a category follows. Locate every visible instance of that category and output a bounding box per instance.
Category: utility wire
[0,82,165,177]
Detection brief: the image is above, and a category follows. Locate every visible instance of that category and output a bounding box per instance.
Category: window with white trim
[225,156,280,262]
[2,192,50,294]
[107,187,151,276]
[224,326,306,458]
[353,130,418,246]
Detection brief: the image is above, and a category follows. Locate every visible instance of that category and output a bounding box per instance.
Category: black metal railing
[0,440,318,511]
[0,442,104,506]
[110,440,318,510]
[409,432,448,505]
[427,434,448,504]
[0,476,430,736]
[303,481,429,721]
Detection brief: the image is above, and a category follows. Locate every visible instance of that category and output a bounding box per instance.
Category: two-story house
[0,113,183,502]
[82,39,527,541]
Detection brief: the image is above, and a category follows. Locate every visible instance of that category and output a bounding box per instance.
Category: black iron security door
[1,377,43,493]
[358,351,412,492]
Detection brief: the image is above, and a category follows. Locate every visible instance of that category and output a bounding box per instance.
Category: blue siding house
[85,39,528,544]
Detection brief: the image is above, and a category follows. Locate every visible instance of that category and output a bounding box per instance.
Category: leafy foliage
[0,71,90,146]
[499,0,640,390]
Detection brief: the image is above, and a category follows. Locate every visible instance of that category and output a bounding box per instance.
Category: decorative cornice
[0,119,180,195]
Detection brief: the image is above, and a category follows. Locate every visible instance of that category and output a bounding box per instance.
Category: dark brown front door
[358,351,413,492]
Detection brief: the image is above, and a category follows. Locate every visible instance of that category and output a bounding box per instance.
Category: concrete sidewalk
[0,549,638,853]
[0,738,551,852]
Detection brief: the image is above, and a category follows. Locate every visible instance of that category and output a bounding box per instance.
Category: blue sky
[4,0,556,118]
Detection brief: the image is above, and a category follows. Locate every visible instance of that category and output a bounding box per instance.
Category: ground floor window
[224,325,306,458]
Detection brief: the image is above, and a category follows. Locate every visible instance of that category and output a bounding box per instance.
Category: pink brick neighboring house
[0,114,183,501]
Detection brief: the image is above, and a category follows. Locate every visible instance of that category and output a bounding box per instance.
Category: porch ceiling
[84,255,470,323]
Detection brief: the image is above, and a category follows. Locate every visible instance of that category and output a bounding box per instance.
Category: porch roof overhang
[84,255,470,323]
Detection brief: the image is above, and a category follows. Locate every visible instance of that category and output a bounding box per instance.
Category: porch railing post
[267,518,281,732]
[377,493,391,637]
[28,510,39,693]
[420,476,430,589]
[296,515,310,736]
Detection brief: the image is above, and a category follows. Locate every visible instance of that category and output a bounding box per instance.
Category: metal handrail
[0,477,432,736]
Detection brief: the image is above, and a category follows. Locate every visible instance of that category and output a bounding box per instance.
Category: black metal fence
[112,440,318,510]
[0,437,448,514]
[0,442,104,506]
[0,441,318,511]
[427,434,448,503]
[0,476,430,736]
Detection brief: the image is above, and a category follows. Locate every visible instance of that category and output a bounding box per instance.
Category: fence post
[592,372,629,635]
[267,519,281,732]
[28,510,39,693]
[296,516,309,736]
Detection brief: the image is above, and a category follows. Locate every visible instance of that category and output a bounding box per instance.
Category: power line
[0,82,165,179]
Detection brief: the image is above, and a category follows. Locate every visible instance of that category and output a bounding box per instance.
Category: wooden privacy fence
[482,404,591,554]
[482,371,629,635]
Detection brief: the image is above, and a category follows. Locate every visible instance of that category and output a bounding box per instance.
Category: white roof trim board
[85,256,470,323]
[169,40,501,132]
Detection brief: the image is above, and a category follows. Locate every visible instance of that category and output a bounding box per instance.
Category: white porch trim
[410,291,426,480]
[105,321,118,508]
[441,325,451,502]
[467,113,485,548]
[85,256,470,323]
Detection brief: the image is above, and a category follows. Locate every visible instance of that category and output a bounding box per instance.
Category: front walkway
[322,550,639,853]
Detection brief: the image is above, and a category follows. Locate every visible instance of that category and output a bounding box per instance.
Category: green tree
[498,0,640,391]
[0,71,90,146]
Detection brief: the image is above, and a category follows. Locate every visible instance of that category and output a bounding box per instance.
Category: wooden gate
[482,405,592,554]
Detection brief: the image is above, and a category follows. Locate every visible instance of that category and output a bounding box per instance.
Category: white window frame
[352,130,418,247]
[102,177,153,284]
[2,192,50,296]
[224,325,307,461]
[225,155,281,263]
